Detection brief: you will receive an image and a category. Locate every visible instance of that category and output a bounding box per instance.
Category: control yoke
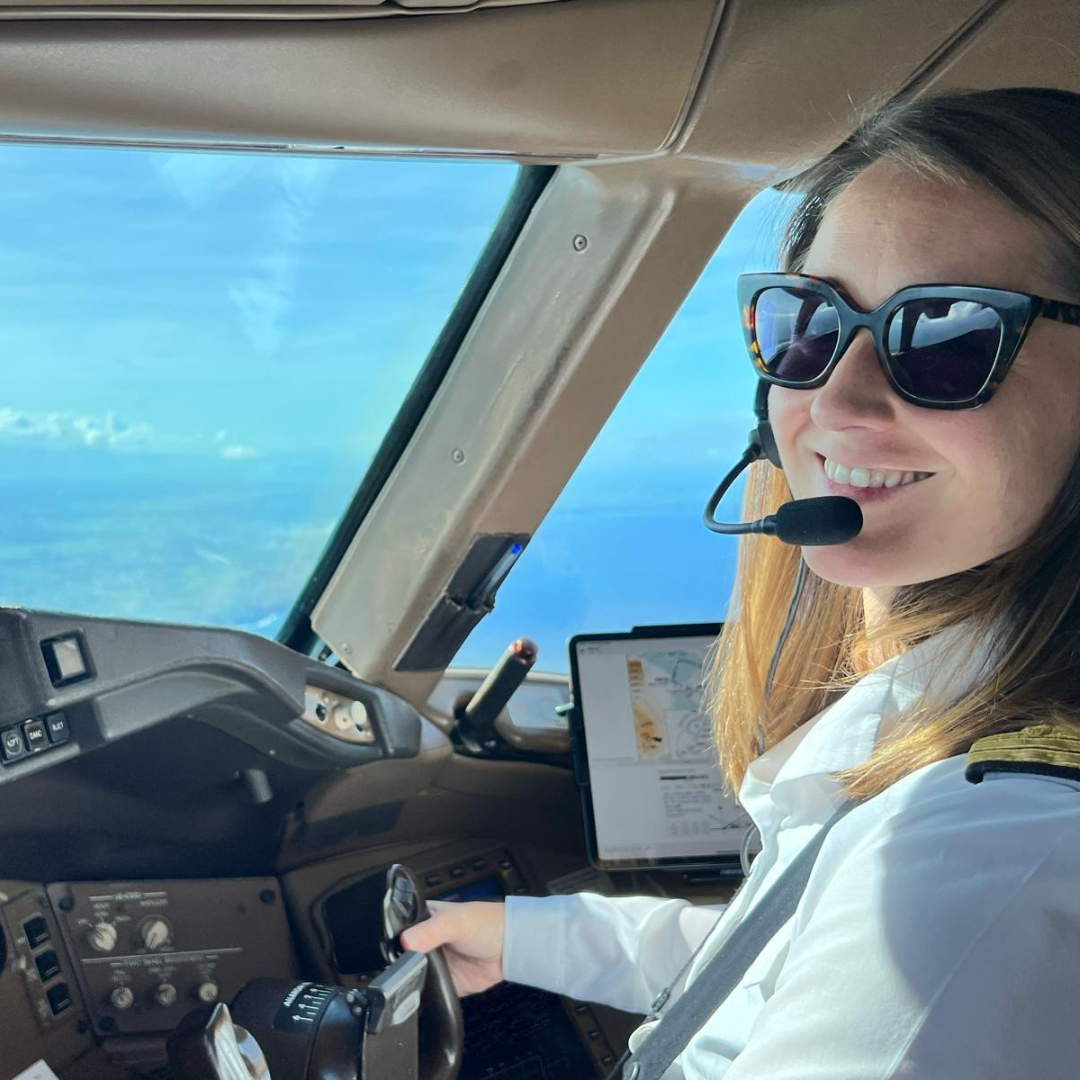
[167,866,461,1080]
[166,1001,270,1080]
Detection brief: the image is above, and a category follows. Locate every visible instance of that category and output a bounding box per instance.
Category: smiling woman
[0,146,518,631]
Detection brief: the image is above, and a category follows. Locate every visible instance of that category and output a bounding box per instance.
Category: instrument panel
[0,608,632,1079]
[0,876,300,1077]
[46,879,299,1037]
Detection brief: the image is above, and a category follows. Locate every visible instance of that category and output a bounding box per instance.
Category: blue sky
[2,147,513,461]
[0,144,791,668]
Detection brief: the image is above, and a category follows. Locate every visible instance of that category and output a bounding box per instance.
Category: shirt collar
[738,622,993,832]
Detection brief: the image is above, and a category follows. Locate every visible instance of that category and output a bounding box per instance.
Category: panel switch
[45,712,71,746]
[42,635,90,687]
[35,949,60,983]
[23,719,47,754]
[23,916,49,948]
[46,982,72,1015]
[1,728,26,764]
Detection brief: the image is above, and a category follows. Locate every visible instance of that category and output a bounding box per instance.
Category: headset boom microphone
[703,442,863,546]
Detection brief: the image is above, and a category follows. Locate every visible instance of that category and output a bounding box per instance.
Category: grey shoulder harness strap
[616,798,859,1080]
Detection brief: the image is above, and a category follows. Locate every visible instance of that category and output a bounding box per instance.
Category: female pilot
[403,86,1080,1078]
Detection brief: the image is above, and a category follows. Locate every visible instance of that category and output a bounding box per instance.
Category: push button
[35,949,60,982]
[23,719,47,753]
[46,982,72,1015]
[1,727,26,764]
[41,635,90,687]
[24,916,49,948]
[45,712,70,746]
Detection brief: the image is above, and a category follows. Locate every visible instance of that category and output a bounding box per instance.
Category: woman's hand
[399,900,506,996]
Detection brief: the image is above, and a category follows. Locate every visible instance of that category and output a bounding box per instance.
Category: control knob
[138,916,173,951]
[87,923,118,953]
[196,981,219,1003]
[154,983,178,1008]
[110,986,134,1010]
[332,699,368,734]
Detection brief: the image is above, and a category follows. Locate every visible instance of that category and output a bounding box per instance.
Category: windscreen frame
[278,163,555,656]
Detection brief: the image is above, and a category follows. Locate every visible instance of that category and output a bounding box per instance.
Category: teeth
[823,458,931,489]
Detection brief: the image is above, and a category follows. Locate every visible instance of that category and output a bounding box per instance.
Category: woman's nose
[808,329,898,433]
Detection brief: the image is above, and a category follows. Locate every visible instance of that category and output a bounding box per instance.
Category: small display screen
[432,875,504,904]
[570,627,752,870]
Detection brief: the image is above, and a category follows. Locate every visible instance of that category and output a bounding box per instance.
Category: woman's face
[769,161,1080,589]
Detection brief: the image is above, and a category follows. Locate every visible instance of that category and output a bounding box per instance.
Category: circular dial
[138,916,173,952]
[110,986,134,1010]
[154,983,178,1008]
[196,981,219,1003]
[332,699,368,733]
[87,923,118,953]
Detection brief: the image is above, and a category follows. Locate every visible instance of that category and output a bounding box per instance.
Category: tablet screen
[569,626,752,871]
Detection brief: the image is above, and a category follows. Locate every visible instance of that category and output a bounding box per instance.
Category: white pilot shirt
[502,627,1080,1078]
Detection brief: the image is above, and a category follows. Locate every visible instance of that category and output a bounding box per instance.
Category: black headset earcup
[756,419,782,469]
[753,381,783,468]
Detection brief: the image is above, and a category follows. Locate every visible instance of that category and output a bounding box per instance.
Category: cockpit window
[457,188,792,674]
[2,145,518,632]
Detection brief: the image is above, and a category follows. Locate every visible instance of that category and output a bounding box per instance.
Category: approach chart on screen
[627,651,716,763]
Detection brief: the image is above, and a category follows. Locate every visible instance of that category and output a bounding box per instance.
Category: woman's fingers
[400,903,453,952]
[400,901,505,961]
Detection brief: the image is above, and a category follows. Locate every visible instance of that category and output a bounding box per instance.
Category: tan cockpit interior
[0,0,1078,1077]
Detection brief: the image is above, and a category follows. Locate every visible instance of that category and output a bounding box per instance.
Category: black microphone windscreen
[773,497,863,546]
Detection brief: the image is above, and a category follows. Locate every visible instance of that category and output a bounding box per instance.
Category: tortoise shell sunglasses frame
[737,272,1080,411]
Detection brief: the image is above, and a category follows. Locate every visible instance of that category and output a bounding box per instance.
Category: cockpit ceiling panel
[0,0,1063,167]
[0,0,568,10]
[913,0,1080,99]
[0,0,718,157]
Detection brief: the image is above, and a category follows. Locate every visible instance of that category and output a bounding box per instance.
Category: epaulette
[966,724,1080,784]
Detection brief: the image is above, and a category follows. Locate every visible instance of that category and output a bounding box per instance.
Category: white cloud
[0,407,154,450]
[228,158,340,358]
[0,406,260,459]
[220,443,259,460]
[194,547,235,568]
[155,153,256,212]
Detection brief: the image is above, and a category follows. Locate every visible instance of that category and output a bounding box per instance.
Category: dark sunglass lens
[753,288,839,383]
[886,299,1003,402]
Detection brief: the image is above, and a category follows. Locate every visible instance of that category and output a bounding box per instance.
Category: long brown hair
[709,87,1080,801]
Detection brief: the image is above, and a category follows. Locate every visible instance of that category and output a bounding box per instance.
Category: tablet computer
[568,623,752,873]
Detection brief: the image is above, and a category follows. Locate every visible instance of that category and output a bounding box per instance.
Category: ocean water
[1,448,745,674]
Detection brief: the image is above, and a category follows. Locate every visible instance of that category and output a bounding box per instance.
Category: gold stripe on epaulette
[966,724,1080,784]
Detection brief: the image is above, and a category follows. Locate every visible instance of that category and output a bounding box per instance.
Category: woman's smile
[817,454,935,503]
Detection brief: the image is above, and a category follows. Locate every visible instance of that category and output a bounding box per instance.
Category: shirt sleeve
[720,769,1080,1080]
[502,892,726,1014]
